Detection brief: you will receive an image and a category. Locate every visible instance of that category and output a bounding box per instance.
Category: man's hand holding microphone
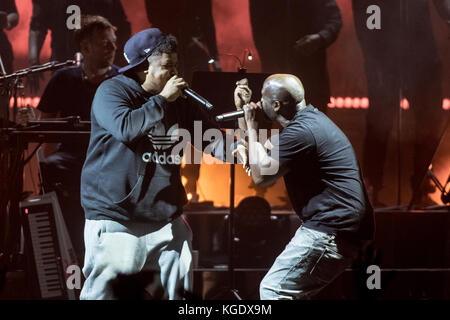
[159,75,188,102]
[233,78,254,175]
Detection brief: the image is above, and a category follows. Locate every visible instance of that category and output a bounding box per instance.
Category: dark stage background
[3,0,449,207]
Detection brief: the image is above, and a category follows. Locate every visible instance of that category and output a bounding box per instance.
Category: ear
[272,101,281,112]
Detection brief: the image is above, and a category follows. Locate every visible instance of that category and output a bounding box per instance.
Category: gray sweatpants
[80,216,193,300]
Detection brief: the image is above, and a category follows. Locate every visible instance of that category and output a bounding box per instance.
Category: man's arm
[35,68,65,157]
[234,78,252,132]
[38,111,60,157]
[198,78,253,165]
[247,126,289,187]
[92,82,166,144]
[242,102,290,187]
[317,0,343,47]
[243,101,315,186]
[294,0,342,56]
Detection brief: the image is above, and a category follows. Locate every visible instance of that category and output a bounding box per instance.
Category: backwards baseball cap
[119,28,166,73]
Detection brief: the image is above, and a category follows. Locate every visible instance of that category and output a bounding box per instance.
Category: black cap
[119,28,165,73]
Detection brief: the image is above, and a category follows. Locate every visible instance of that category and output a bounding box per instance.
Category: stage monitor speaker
[20,192,79,300]
[232,196,292,268]
[191,71,270,129]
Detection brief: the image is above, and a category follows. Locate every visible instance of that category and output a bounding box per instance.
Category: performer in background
[145,0,222,201]
[37,15,119,264]
[249,0,342,113]
[145,0,221,84]
[80,28,229,300]
[353,0,450,206]
[29,0,130,91]
[233,74,374,299]
[0,0,18,75]
[0,0,18,123]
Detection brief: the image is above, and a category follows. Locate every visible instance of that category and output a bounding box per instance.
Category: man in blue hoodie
[80,28,226,300]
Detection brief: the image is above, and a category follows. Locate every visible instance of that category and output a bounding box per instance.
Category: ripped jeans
[260,225,359,300]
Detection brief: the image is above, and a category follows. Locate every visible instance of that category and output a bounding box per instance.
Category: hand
[234,78,252,109]
[294,33,323,56]
[159,75,188,102]
[16,106,36,127]
[232,143,251,176]
[243,101,262,131]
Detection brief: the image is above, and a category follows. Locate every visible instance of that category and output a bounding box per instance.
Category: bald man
[234,74,374,300]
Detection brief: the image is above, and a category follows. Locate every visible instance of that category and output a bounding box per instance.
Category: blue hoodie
[81,74,226,222]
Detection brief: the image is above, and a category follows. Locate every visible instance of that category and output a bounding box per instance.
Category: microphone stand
[0,60,76,123]
[0,60,76,285]
[426,170,450,206]
[209,67,247,300]
[226,68,247,300]
[0,54,9,130]
[227,155,241,299]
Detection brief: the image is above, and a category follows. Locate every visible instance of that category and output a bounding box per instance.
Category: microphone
[215,110,244,122]
[184,88,213,110]
[75,52,82,66]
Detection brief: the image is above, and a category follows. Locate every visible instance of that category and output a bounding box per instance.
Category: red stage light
[328,97,335,108]
[443,98,450,111]
[360,97,369,109]
[10,97,40,108]
[7,96,450,110]
[335,97,344,108]
[400,98,410,110]
[344,97,353,109]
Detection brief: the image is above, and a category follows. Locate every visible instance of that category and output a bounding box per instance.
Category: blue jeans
[260,226,359,300]
[80,216,193,300]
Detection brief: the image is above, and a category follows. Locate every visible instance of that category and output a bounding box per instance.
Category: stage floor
[185,206,450,299]
[1,207,448,300]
